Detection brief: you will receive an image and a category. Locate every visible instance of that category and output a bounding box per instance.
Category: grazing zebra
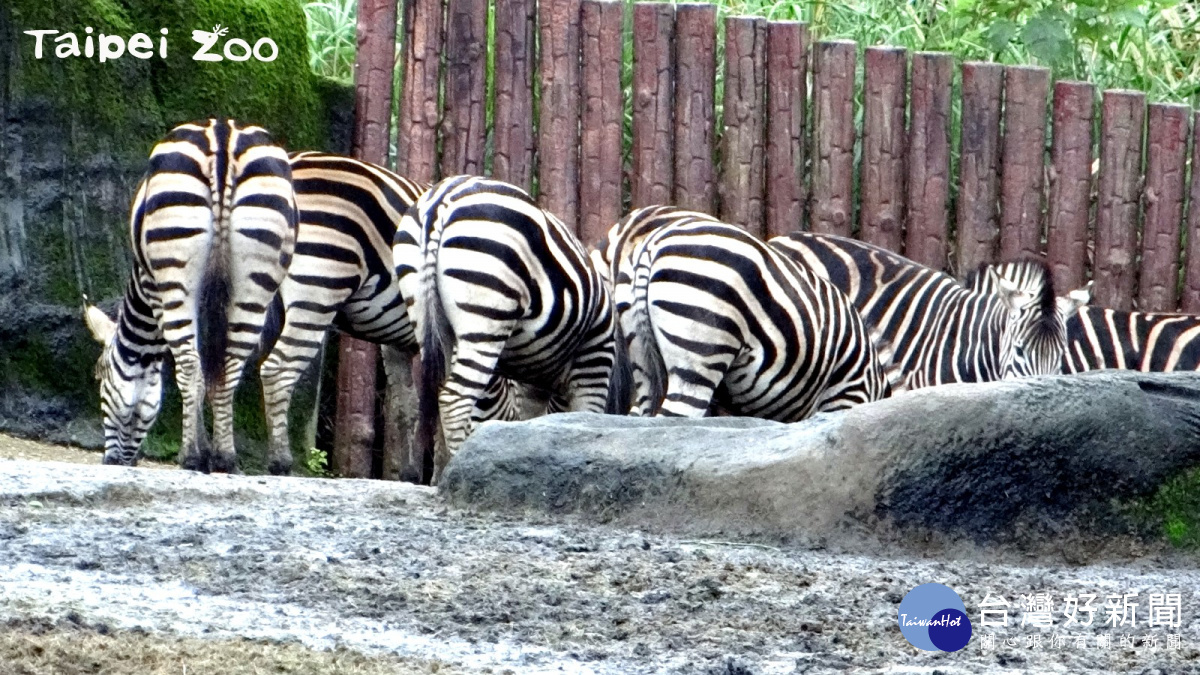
[394,175,627,478]
[85,152,531,476]
[85,119,297,472]
[769,232,1089,391]
[1059,307,1199,373]
[611,206,888,419]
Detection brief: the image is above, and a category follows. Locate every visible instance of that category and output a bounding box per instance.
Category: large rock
[440,371,1200,544]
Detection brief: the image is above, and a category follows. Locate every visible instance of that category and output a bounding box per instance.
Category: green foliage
[303,0,356,83]
[704,0,1200,105]
[302,447,332,477]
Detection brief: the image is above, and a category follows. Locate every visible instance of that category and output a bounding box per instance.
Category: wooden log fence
[346,0,1200,479]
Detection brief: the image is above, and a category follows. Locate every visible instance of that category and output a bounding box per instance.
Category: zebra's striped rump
[395,175,626,479]
[616,207,887,420]
[1063,306,1200,373]
[101,119,297,472]
[769,233,1086,391]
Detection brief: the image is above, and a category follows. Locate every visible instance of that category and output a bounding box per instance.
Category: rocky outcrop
[440,371,1200,545]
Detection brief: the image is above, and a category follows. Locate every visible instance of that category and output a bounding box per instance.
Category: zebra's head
[82,300,165,466]
[967,262,1090,379]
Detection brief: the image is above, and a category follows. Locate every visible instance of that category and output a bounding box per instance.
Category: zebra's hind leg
[174,351,211,473]
[430,341,506,483]
[259,352,308,476]
[208,355,252,474]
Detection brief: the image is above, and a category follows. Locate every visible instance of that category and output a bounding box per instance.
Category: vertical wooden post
[859,46,907,253]
[397,0,444,484]
[1137,103,1190,312]
[1045,81,1095,294]
[999,66,1049,261]
[809,40,856,238]
[440,0,488,177]
[579,0,625,246]
[764,20,807,240]
[630,2,675,209]
[492,0,537,191]
[1184,112,1200,313]
[673,3,717,215]
[904,52,952,271]
[955,62,1004,275]
[1093,90,1145,311]
[335,0,399,480]
[538,0,583,230]
[397,0,443,184]
[719,16,767,236]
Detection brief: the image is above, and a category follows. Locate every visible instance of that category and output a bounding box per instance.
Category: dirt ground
[3,434,1200,674]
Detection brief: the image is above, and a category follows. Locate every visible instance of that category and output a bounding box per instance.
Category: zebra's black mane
[965,258,1059,335]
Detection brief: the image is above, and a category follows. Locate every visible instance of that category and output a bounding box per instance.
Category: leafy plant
[304,0,357,83]
[303,447,333,477]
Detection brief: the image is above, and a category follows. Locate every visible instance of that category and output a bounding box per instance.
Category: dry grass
[0,433,171,469]
[0,618,468,675]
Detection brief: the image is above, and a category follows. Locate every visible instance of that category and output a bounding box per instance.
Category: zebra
[84,119,298,472]
[968,267,1197,374]
[609,206,888,419]
[394,175,627,479]
[1059,307,1200,373]
[768,232,1089,391]
[84,152,533,477]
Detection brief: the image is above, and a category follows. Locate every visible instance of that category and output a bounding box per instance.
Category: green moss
[0,328,99,403]
[10,0,332,151]
[1128,467,1200,548]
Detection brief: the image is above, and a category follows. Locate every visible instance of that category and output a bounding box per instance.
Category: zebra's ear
[83,300,117,345]
[994,274,1027,311]
[1058,283,1091,319]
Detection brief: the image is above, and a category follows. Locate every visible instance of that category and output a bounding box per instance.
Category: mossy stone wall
[0,0,353,469]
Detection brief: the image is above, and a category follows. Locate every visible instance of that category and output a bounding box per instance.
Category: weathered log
[1093,90,1146,311]
[999,66,1049,260]
[764,21,807,239]
[859,46,906,253]
[809,40,856,238]
[904,52,952,271]
[579,0,625,245]
[630,2,675,208]
[1044,81,1095,294]
[673,3,717,215]
[955,62,1003,276]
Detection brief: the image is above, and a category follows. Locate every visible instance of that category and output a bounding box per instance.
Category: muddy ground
[3,434,1200,674]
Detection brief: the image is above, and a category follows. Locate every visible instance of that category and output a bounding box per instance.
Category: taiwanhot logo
[897,583,972,652]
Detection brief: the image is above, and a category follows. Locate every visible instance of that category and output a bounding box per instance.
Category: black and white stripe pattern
[86,152,531,476]
[610,206,888,419]
[769,232,1087,391]
[83,267,169,465]
[394,175,626,479]
[122,119,296,472]
[1061,307,1200,373]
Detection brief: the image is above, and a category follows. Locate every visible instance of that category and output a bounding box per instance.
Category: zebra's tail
[415,209,454,474]
[628,247,665,415]
[197,142,232,396]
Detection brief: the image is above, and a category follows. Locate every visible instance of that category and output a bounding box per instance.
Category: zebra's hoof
[179,454,210,474]
[209,454,240,475]
[267,458,292,476]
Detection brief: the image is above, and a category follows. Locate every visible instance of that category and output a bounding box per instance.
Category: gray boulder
[439,371,1200,544]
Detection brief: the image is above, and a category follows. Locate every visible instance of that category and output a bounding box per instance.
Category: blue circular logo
[897,583,972,652]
